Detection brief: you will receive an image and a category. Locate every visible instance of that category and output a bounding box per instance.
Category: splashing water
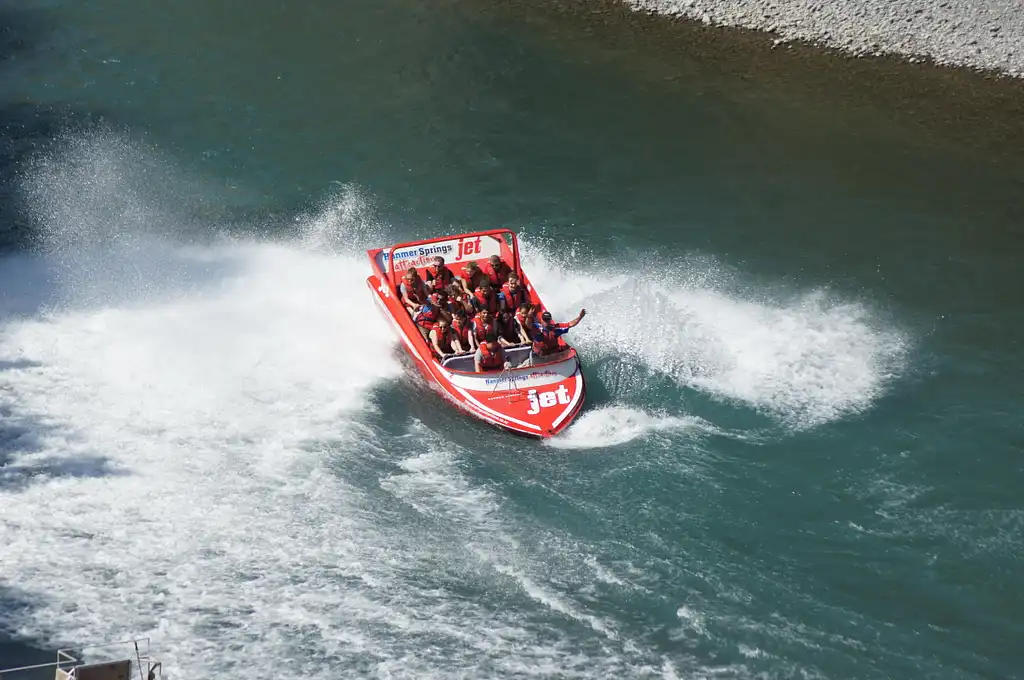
[545,406,712,450]
[520,244,908,431]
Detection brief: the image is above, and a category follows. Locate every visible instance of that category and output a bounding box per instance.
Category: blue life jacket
[414,303,439,328]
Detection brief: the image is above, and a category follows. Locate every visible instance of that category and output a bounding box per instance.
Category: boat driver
[531,309,586,362]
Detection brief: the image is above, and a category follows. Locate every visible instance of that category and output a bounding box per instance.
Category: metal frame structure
[380,228,523,289]
[0,638,161,680]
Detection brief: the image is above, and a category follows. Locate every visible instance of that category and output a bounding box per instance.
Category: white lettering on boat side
[525,386,572,415]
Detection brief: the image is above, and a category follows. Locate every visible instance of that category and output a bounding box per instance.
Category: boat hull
[365,229,586,438]
[367,276,585,438]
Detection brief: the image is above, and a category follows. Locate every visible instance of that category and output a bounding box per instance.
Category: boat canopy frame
[380,228,523,288]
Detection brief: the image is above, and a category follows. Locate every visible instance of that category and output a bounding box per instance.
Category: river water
[1,1,1022,678]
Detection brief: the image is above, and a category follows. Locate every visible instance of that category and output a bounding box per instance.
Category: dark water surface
[1,1,1022,678]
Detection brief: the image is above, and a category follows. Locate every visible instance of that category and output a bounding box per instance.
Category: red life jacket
[414,304,439,330]
[478,343,504,370]
[483,261,511,286]
[501,283,527,311]
[515,311,534,340]
[449,293,472,314]
[500,313,522,342]
[473,316,498,341]
[532,323,561,355]
[473,289,499,315]
[432,325,454,353]
[463,268,487,291]
[427,265,454,289]
[402,277,427,304]
[451,320,471,347]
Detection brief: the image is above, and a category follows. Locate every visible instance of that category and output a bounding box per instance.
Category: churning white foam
[0,238,408,670]
[520,243,908,430]
[1,132,405,675]
[546,406,710,450]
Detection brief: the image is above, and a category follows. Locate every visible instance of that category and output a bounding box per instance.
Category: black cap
[541,311,552,321]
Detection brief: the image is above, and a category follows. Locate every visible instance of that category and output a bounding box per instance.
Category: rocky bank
[623,0,1024,77]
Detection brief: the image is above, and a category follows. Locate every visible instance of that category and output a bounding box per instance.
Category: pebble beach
[624,0,1024,77]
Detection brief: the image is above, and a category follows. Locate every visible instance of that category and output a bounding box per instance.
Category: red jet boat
[366,229,586,438]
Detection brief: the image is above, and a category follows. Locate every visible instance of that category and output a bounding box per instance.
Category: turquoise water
[1,1,1022,678]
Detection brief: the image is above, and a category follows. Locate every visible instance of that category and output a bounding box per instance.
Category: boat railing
[439,344,576,374]
[0,637,161,680]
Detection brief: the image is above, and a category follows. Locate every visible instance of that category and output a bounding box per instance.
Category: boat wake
[544,406,712,450]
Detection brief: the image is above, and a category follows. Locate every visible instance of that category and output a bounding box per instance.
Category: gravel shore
[623,0,1024,78]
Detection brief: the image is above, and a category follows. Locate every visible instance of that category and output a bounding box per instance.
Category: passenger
[472,309,512,347]
[412,293,445,342]
[460,261,489,294]
[450,308,477,352]
[498,309,523,345]
[511,303,536,344]
[475,333,510,373]
[407,266,426,290]
[400,269,428,312]
[446,281,475,316]
[497,275,526,337]
[425,256,456,292]
[471,281,501,315]
[499,273,528,313]
[482,254,512,287]
[430,289,454,324]
[429,317,463,358]
[531,308,587,360]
